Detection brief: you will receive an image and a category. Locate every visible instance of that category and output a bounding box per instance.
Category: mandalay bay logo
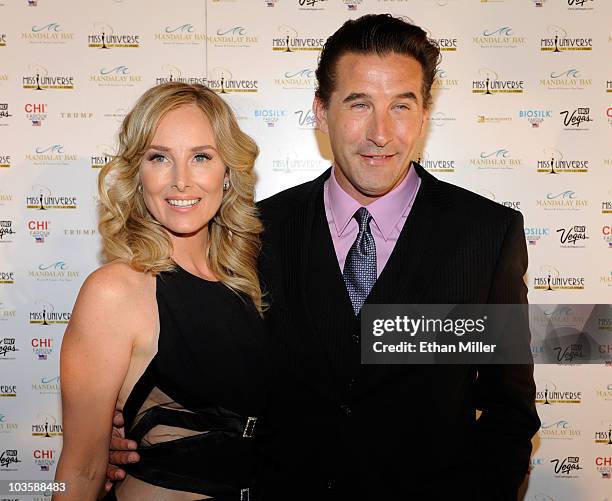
[274,68,316,90]
[536,148,589,173]
[22,64,74,90]
[539,419,581,440]
[207,67,258,94]
[533,265,585,291]
[22,22,74,45]
[87,23,140,48]
[540,25,592,52]
[469,148,522,170]
[473,26,525,49]
[432,68,459,91]
[537,190,588,211]
[272,25,324,52]
[540,68,592,91]
[32,375,60,396]
[29,261,80,282]
[91,65,142,87]
[208,25,257,48]
[155,23,205,45]
[472,68,524,94]
[26,144,77,166]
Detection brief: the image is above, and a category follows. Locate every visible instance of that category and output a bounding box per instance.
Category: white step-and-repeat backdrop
[0,1,611,500]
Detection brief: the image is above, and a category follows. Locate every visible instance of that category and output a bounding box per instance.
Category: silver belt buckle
[243,416,257,438]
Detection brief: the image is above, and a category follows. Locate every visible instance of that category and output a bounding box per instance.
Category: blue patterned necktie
[343,207,377,315]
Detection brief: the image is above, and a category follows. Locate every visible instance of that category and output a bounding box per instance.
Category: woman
[54,82,269,500]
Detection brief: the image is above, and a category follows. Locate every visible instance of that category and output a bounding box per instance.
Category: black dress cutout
[105,265,269,501]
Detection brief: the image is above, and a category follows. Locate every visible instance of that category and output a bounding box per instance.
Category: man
[108,15,539,500]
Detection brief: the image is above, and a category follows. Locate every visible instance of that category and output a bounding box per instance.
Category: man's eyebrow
[396,91,419,102]
[342,91,419,104]
[342,92,370,103]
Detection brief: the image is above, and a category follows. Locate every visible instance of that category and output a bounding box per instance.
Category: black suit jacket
[256,164,540,501]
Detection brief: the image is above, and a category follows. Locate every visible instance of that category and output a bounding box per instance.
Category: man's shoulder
[431,175,521,225]
[257,173,326,224]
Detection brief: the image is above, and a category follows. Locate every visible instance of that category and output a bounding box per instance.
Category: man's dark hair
[315,14,440,109]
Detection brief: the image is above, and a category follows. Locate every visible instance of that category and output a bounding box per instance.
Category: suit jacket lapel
[366,163,449,306]
[359,164,451,392]
[285,168,353,394]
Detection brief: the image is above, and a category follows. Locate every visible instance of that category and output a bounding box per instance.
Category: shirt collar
[328,163,420,241]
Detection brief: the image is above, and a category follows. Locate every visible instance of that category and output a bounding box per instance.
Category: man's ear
[313,96,329,134]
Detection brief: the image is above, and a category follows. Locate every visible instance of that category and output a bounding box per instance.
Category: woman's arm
[53,265,145,500]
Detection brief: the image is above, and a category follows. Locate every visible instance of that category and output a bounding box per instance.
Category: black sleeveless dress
[105,265,270,501]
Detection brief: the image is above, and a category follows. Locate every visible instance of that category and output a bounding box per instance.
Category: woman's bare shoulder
[71,261,156,328]
[83,261,154,296]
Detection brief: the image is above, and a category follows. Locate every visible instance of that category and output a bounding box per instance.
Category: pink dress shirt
[323,164,421,277]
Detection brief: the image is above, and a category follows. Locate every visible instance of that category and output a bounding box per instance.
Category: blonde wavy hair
[98,82,264,314]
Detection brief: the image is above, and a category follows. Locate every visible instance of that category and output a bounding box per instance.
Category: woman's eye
[148,153,166,163]
[194,153,211,162]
